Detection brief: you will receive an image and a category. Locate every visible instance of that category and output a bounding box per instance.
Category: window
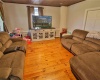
[34,7,39,16]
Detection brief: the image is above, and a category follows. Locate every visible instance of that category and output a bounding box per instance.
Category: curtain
[27,6,34,30]
[38,7,43,16]
[0,2,9,32]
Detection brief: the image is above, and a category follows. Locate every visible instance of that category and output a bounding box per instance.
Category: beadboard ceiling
[2,0,85,7]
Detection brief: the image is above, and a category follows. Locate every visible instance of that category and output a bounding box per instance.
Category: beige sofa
[0,32,26,80]
[70,51,100,80]
[61,29,89,54]
[61,29,100,80]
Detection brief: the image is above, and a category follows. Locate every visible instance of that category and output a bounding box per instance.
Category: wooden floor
[24,38,76,80]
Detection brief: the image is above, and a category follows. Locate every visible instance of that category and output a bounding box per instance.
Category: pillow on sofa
[86,32,100,39]
[0,51,3,58]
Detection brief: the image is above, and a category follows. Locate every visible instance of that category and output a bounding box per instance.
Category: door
[84,9,100,32]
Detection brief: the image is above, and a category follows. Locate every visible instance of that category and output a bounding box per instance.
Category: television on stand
[32,15,52,29]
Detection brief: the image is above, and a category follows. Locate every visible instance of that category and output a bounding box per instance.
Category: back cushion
[83,40,100,50]
[0,51,3,58]
[73,37,84,43]
[0,32,10,45]
[0,42,2,48]
[0,46,6,52]
[4,40,12,48]
[86,37,100,45]
[72,29,88,39]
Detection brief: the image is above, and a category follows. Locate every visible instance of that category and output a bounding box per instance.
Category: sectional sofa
[0,32,26,80]
[61,29,100,80]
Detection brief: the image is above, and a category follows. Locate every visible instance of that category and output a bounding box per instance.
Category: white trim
[83,7,100,30]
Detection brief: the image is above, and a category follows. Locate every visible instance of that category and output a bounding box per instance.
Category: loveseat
[61,29,100,80]
[0,32,26,80]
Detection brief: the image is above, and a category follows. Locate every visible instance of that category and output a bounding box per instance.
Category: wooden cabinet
[30,29,55,41]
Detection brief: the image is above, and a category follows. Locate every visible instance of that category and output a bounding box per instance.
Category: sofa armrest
[10,38,23,42]
[62,35,73,39]
[0,68,11,79]
[8,75,21,80]
[0,78,7,80]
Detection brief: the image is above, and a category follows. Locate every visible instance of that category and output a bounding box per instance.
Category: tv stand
[30,28,55,41]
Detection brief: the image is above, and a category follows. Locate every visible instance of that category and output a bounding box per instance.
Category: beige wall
[43,6,60,29]
[67,0,100,33]
[3,3,60,32]
[60,6,67,32]
[4,0,100,34]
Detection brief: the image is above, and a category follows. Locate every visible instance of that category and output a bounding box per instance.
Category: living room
[0,0,100,80]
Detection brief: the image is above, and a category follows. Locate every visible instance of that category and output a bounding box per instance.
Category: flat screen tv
[32,15,52,29]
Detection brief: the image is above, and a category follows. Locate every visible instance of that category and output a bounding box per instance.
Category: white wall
[3,3,60,32]
[67,0,100,33]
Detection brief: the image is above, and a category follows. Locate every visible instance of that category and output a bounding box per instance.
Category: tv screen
[32,15,52,29]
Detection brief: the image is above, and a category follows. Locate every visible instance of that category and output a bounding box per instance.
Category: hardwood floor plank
[24,38,76,80]
[33,70,68,80]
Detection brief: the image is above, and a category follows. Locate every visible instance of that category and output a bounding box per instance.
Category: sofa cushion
[0,52,16,68]
[71,44,97,55]
[72,29,88,39]
[73,37,84,43]
[70,52,100,80]
[4,40,12,48]
[83,40,100,51]
[62,35,73,39]
[0,32,10,45]
[63,39,80,49]
[85,37,100,45]
[0,51,3,58]
[0,68,11,79]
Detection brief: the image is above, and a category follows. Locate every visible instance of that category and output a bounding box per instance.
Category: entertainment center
[30,28,55,41]
[30,15,56,41]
